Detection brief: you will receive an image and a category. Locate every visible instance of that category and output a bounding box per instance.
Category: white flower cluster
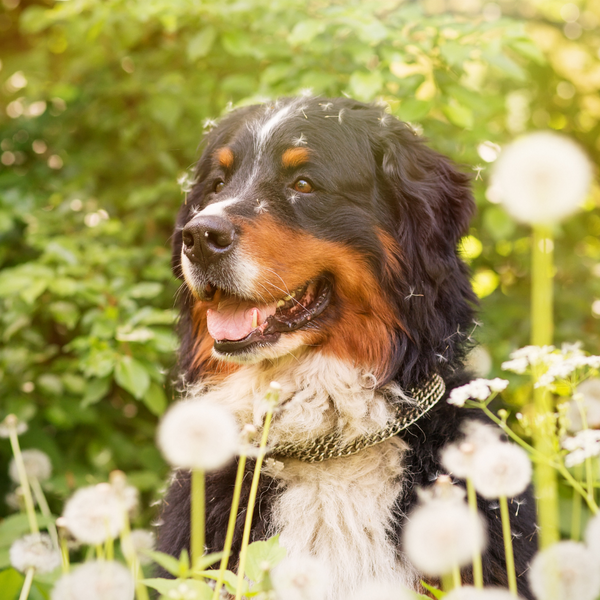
[10,533,61,574]
[403,476,487,577]
[448,378,509,407]
[501,345,557,374]
[442,421,532,499]
[561,430,600,467]
[567,378,600,431]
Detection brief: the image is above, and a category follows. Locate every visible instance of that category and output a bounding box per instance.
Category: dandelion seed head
[471,442,532,498]
[157,400,239,470]
[465,346,492,377]
[404,498,486,576]
[10,533,61,574]
[529,542,600,600]
[9,449,52,483]
[347,580,414,600]
[130,529,155,564]
[272,554,329,600]
[62,484,124,545]
[51,560,134,600]
[491,132,592,225]
[585,513,600,562]
[445,586,520,599]
[0,414,27,438]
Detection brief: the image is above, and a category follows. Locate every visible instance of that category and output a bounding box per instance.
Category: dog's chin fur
[183,352,419,598]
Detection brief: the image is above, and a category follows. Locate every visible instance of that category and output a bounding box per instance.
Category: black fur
[161,97,537,597]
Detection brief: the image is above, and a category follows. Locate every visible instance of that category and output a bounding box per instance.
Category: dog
[159,96,537,598]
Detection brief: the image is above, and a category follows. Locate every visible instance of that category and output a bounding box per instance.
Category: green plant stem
[191,469,206,571]
[531,225,559,549]
[212,453,248,600]
[7,420,38,535]
[18,567,35,600]
[571,465,583,541]
[466,478,484,588]
[499,496,518,597]
[452,564,461,589]
[29,477,59,550]
[441,572,455,593]
[60,535,70,574]
[235,393,278,600]
[119,502,150,600]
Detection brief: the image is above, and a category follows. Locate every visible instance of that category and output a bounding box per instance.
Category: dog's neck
[185,351,403,447]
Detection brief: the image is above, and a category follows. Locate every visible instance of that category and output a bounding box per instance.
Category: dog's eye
[214,180,225,193]
[293,179,313,194]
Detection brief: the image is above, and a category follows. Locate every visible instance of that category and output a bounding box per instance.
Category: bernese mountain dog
[159,96,537,598]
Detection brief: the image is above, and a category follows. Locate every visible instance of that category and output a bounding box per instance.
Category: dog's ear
[379,121,475,257]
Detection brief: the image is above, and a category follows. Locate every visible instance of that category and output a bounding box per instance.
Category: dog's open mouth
[204,277,331,354]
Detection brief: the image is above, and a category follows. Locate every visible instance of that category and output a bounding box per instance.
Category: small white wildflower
[10,533,61,574]
[9,449,52,483]
[51,560,134,600]
[272,555,329,600]
[529,542,600,600]
[441,420,502,479]
[501,357,528,374]
[157,400,239,471]
[491,131,592,225]
[0,414,27,438]
[130,529,155,564]
[585,513,600,563]
[470,442,532,499]
[488,378,509,393]
[403,496,487,576]
[62,483,125,545]
[445,585,519,599]
[347,580,414,600]
[509,345,555,363]
[567,379,600,431]
[448,379,507,407]
[562,430,600,467]
[448,387,470,407]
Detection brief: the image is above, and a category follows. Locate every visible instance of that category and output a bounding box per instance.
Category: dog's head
[173,97,476,387]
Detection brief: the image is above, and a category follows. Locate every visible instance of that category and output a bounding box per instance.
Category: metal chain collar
[269,373,446,463]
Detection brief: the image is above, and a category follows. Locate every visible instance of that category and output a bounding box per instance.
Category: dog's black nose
[182,215,237,265]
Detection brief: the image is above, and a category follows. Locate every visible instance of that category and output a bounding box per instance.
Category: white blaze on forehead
[254,99,305,152]
[197,197,241,217]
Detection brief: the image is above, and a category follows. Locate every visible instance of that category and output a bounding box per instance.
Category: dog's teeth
[277,299,286,307]
[283,292,296,301]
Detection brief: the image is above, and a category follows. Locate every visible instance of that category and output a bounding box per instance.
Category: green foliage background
[0,0,599,528]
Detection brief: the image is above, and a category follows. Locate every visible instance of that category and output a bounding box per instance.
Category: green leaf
[190,552,223,573]
[0,514,55,549]
[114,356,150,400]
[442,100,473,129]
[187,26,217,61]
[142,382,167,415]
[81,377,111,407]
[397,99,431,122]
[509,39,546,66]
[287,20,326,45]
[141,578,212,599]
[141,550,187,578]
[129,282,163,299]
[439,41,471,68]
[484,50,526,81]
[349,70,383,102]
[421,581,445,598]
[245,535,287,583]
[200,570,246,595]
[0,568,24,600]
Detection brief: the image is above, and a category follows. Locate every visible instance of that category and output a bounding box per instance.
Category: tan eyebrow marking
[282,147,311,169]
[216,147,234,169]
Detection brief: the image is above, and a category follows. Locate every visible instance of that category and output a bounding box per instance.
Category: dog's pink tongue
[207,298,276,341]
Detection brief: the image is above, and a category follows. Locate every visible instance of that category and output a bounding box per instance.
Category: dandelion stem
[60,534,70,574]
[212,453,248,600]
[466,478,483,588]
[531,225,559,549]
[441,572,455,593]
[7,417,38,535]
[29,477,59,550]
[452,564,461,589]
[235,386,279,600]
[18,567,35,600]
[499,495,517,596]
[191,468,206,570]
[570,465,583,541]
[119,503,150,600]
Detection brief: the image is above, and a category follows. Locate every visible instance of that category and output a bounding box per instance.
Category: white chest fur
[186,353,420,598]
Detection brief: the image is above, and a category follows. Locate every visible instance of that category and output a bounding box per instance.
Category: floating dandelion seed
[403,493,487,576]
[272,555,329,600]
[9,449,52,483]
[490,131,592,225]
[51,560,134,600]
[62,484,124,545]
[529,542,600,600]
[10,533,61,574]
[470,443,532,499]
[157,400,239,470]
